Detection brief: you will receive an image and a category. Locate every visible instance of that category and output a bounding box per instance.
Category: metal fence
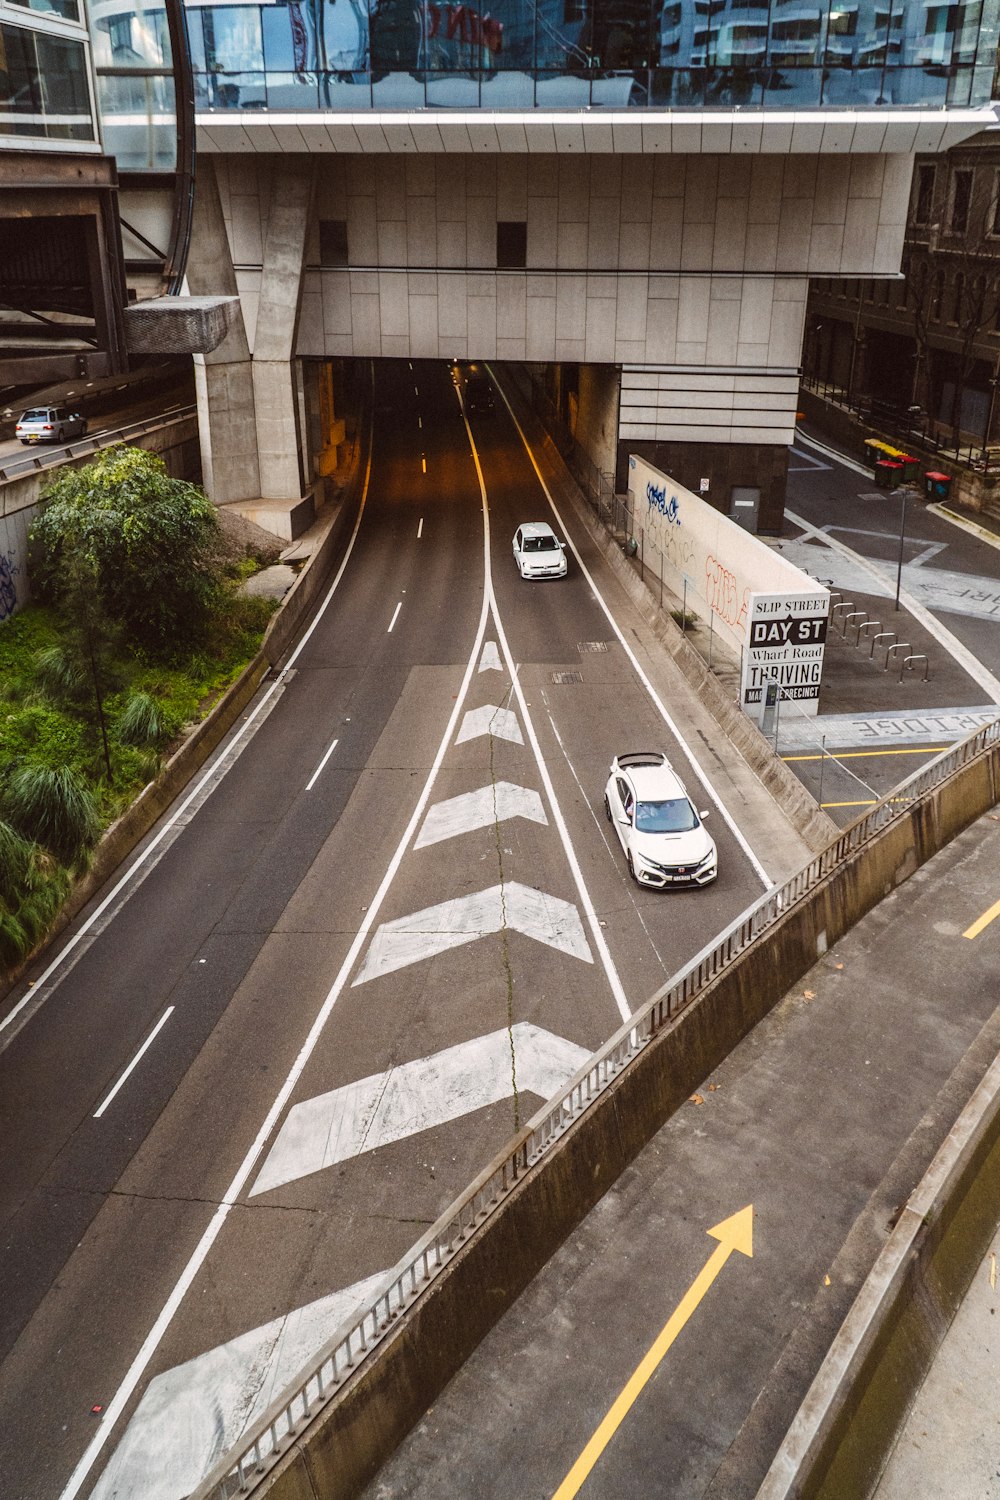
[195,713,1000,1500]
[800,373,999,473]
[0,406,197,485]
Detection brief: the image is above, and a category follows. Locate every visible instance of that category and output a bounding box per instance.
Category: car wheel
[20,439,29,445]
[627,849,639,885]
[604,793,613,823]
[56,428,64,441]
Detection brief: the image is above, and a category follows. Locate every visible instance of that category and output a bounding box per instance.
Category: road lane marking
[417,516,423,538]
[492,370,771,890]
[387,601,402,632]
[964,899,1000,940]
[89,1270,390,1500]
[422,456,426,473]
[2,381,379,1049]
[553,1206,754,1500]
[781,747,949,762]
[353,883,593,987]
[786,510,1000,704]
[415,782,546,848]
[822,800,877,808]
[58,386,495,1500]
[478,640,502,672]
[456,703,523,745]
[304,737,339,791]
[93,1008,174,1119]
[251,1024,590,1194]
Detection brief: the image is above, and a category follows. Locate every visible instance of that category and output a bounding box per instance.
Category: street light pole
[894,485,912,612]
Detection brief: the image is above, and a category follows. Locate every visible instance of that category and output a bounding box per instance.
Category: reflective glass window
[4,0,81,21]
[96,69,177,166]
[90,0,172,67]
[0,22,95,138]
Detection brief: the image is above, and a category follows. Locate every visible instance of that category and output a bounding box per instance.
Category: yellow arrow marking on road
[551,1205,754,1500]
[964,898,1000,940]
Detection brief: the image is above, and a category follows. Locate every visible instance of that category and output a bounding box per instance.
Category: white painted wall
[626,453,822,656]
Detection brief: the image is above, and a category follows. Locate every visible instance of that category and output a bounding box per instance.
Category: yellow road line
[964,899,1000,941]
[782,747,949,763]
[821,800,877,808]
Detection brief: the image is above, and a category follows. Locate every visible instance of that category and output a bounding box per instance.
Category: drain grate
[577,641,609,653]
[551,671,583,684]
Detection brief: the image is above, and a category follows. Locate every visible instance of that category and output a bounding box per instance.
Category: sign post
[740,591,830,725]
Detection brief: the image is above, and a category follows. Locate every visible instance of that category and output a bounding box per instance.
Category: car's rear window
[524,535,558,552]
[635,798,698,833]
[20,410,48,420]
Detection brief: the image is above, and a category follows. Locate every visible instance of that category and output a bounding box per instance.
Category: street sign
[740,591,831,720]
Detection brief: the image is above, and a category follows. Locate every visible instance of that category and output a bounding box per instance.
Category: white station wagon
[16,407,87,444]
[604,751,717,888]
[512,521,567,580]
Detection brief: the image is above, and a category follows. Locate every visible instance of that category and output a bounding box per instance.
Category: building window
[931,269,945,320]
[497,221,527,269]
[950,169,973,234]
[319,219,348,267]
[990,173,1000,237]
[0,22,94,141]
[951,272,965,326]
[914,165,936,225]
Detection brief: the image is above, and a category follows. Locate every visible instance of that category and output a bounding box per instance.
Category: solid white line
[387,601,402,633]
[418,417,422,430]
[93,1008,174,1119]
[794,427,872,479]
[786,508,1000,706]
[1,393,377,1044]
[57,392,494,1500]
[491,371,771,891]
[417,517,423,539]
[305,738,339,792]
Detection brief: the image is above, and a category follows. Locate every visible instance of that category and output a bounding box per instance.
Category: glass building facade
[184,0,1000,113]
[0,0,98,144]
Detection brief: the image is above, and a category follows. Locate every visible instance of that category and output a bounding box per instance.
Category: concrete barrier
[200,735,1000,1500]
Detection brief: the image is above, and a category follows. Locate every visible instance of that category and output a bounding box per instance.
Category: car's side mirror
[559,540,566,549]
[699,810,710,820]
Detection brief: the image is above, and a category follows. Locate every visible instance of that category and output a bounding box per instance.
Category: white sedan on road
[604,751,717,888]
[512,521,567,579]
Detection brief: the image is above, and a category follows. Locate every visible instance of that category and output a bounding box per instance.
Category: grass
[0,592,276,976]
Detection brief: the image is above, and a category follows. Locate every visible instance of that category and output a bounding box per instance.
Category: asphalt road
[0,361,769,1500]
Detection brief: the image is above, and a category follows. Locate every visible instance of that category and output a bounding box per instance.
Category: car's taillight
[42,424,52,431]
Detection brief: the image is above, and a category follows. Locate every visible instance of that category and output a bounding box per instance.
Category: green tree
[30,445,221,656]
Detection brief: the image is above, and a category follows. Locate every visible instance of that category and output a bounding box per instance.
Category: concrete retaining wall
[246,738,1000,1500]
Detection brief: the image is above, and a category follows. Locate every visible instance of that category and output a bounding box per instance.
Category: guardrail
[195,713,1000,1500]
[0,405,197,485]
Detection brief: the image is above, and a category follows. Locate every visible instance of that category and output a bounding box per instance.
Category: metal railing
[195,714,1000,1500]
[0,406,197,485]
[800,373,999,473]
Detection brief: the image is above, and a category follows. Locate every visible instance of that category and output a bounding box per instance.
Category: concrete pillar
[252,158,315,501]
[187,159,260,505]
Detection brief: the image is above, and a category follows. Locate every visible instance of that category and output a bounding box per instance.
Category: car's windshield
[635,798,698,833]
[524,536,558,552]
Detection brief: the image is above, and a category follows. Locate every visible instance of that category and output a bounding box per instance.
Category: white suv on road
[604,751,717,888]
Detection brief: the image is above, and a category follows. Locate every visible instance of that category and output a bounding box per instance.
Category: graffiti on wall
[705,553,749,633]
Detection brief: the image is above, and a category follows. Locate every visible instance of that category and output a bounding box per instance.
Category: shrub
[115,691,168,748]
[1,763,100,864]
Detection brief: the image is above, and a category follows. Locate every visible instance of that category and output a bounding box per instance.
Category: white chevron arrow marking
[89,1271,389,1500]
[415,782,547,849]
[456,703,522,745]
[352,881,592,987]
[478,640,502,672]
[251,1023,591,1197]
